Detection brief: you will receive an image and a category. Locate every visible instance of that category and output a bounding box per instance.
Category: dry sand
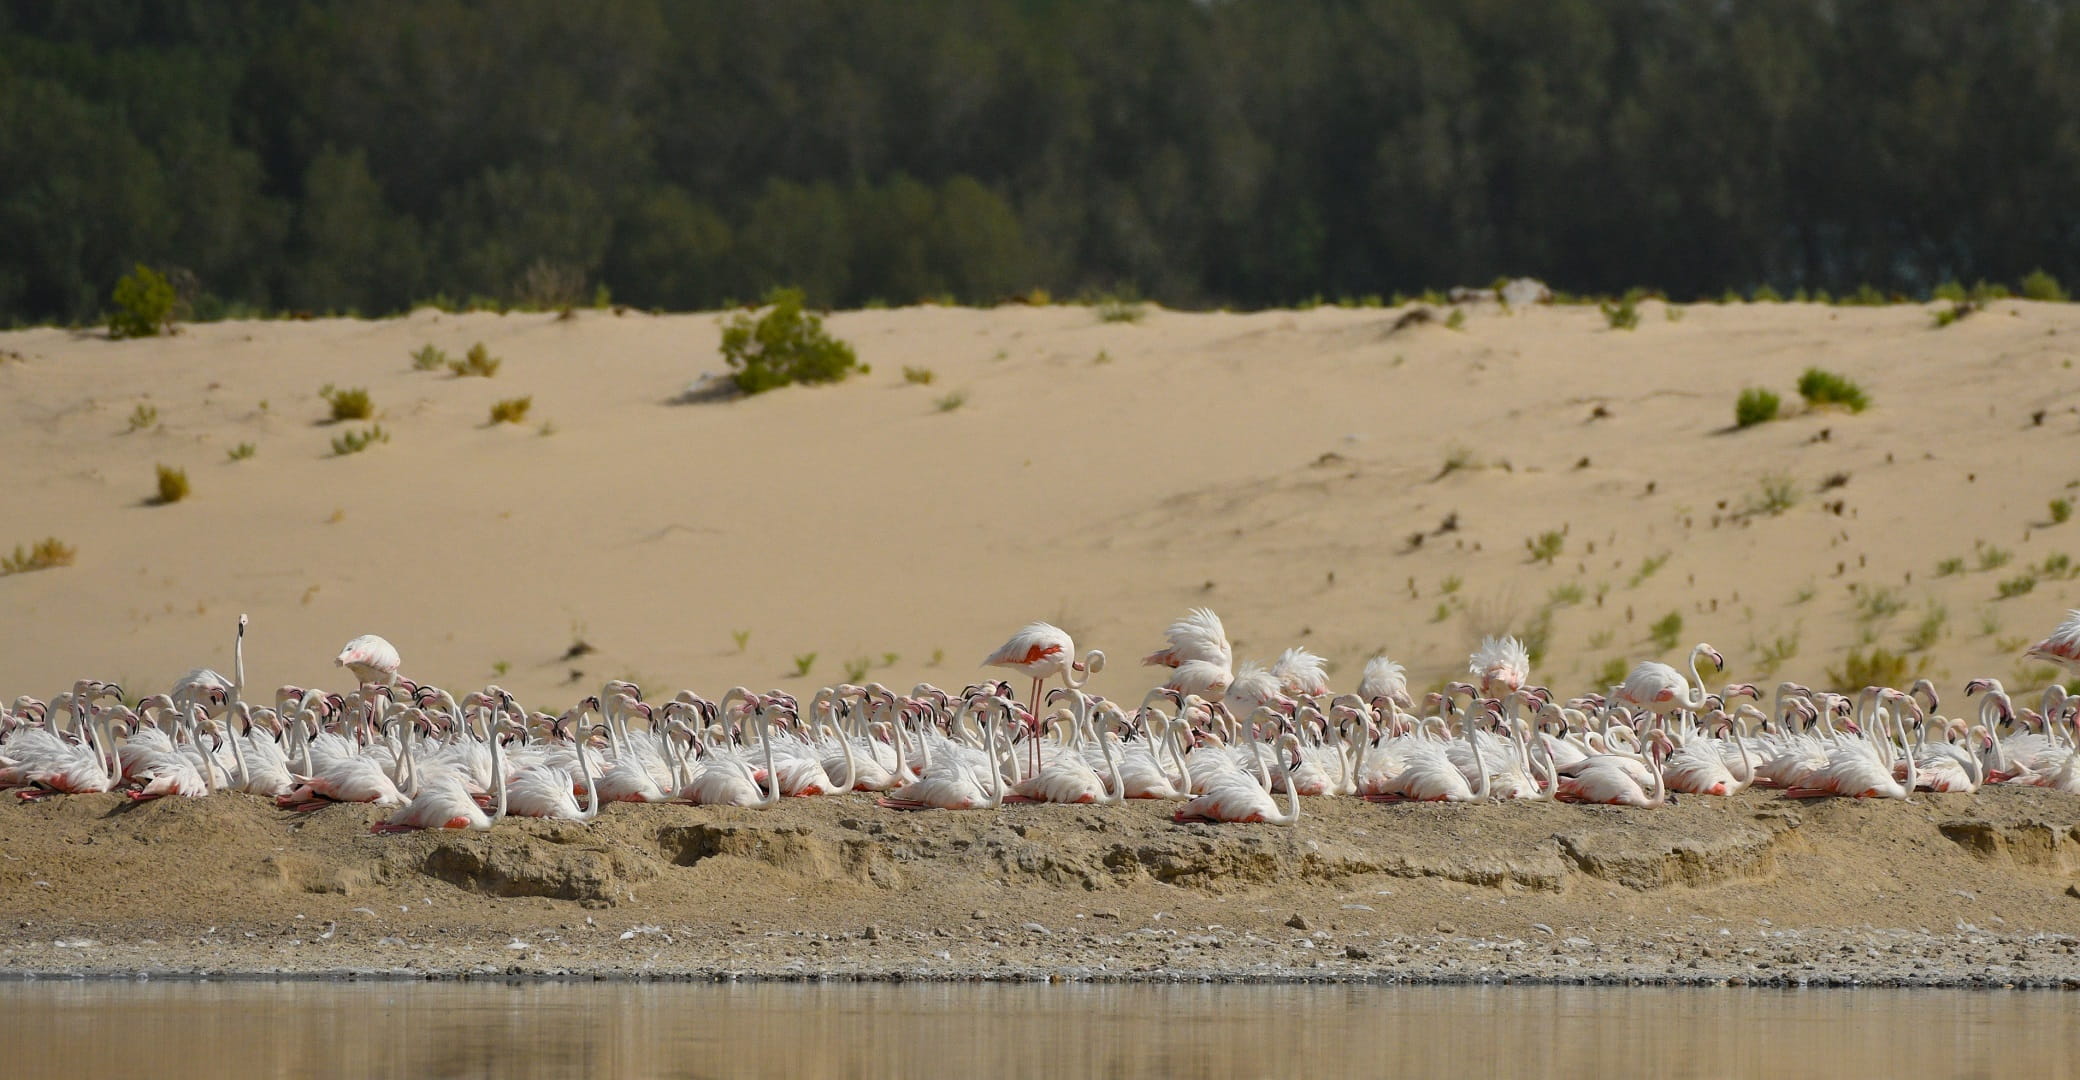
[3,299,2080,982]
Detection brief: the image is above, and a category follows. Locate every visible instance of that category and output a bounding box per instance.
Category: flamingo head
[1964,678,1996,697]
[1725,683,1760,701]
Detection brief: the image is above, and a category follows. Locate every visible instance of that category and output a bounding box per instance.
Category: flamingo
[1469,635,1531,697]
[1358,655,1414,713]
[984,622,1103,771]
[878,698,1009,810]
[504,721,601,821]
[1556,734,1673,807]
[373,712,507,831]
[679,698,784,807]
[1272,647,1331,698]
[336,634,403,688]
[1142,608,1232,671]
[1172,732,1303,825]
[1784,691,1915,800]
[1366,694,1491,803]
[1611,642,1724,720]
[2024,609,2080,672]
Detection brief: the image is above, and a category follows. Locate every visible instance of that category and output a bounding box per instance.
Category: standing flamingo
[1611,642,1724,720]
[984,622,1103,771]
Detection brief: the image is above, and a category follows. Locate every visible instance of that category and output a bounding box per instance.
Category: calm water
[1,980,2070,1079]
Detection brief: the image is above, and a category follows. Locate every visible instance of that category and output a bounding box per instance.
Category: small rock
[1286,914,1312,931]
[1532,923,1553,935]
[971,910,990,920]
[1345,945,1371,960]
[1022,922,1049,935]
[1092,910,1120,920]
[2066,884,2080,899]
[1435,921,1456,934]
[864,924,881,941]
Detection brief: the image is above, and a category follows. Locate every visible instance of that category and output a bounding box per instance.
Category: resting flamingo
[878,698,1008,810]
[505,721,601,821]
[373,711,508,832]
[1173,731,1303,825]
[1556,733,1673,807]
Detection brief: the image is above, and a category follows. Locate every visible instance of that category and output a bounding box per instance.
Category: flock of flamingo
[4,606,2079,829]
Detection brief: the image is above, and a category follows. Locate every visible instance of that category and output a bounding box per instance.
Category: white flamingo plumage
[1358,655,1413,711]
[1469,636,1531,697]
[1173,733,1303,825]
[1271,647,1330,698]
[1611,643,1724,719]
[1142,608,1232,670]
[2025,610,2080,671]
[336,634,403,688]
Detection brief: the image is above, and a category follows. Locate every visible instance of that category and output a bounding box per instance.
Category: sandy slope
[2,299,2075,704]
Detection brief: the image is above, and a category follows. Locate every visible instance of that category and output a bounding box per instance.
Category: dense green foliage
[721,288,860,394]
[108,264,175,338]
[5,1,2080,324]
[1734,388,1781,429]
[1797,368,1871,412]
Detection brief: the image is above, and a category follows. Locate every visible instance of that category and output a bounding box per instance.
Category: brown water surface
[0,980,2068,1078]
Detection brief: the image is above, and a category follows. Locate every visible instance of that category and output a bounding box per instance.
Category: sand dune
[2,299,2077,705]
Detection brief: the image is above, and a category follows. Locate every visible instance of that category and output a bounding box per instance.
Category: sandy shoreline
[2,787,2078,988]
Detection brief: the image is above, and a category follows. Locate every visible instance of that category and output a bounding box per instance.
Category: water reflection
[1,980,2072,1079]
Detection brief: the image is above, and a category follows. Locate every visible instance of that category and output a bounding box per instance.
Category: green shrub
[331,425,389,456]
[1751,284,1783,303]
[1796,367,1869,412]
[1749,472,1799,515]
[2052,498,2072,525]
[411,344,450,371]
[1444,308,1467,330]
[489,396,532,424]
[1595,657,1630,687]
[1095,295,1146,323]
[902,366,936,385]
[792,652,817,677]
[1600,296,1640,330]
[1525,529,1564,564]
[109,265,177,339]
[1934,556,1965,577]
[154,464,190,504]
[934,390,968,412]
[1977,544,2013,571]
[0,537,76,575]
[1827,647,1926,694]
[1734,388,1780,428]
[1932,281,1968,303]
[126,403,158,432]
[2021,269,2069,302]
[1997,573,2037,599]
[1932,300,1982,328]
[720,287,859,394]
[323,385,374,421]
[449,343,501,377]
[1649,611,1683,651]
[226,442,256,461]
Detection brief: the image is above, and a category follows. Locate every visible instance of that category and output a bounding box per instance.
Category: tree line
[4,0,2077,325]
